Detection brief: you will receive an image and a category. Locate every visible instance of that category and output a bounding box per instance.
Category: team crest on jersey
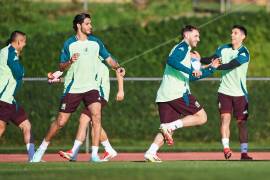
[84,48,88,52]
[61,103,66,110]
[195,101,200,108]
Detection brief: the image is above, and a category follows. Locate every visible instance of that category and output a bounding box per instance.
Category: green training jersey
[97,60,110,102]
[0,45,24,104]
[156,41,192,102]
[60,35,111,95]
[215,44,250,97]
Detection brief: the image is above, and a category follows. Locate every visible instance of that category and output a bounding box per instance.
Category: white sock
[26,143,35,160]
[241,143,248,153]
[146,143,159,155]
[101,139,114,152]
[163,119,183,131]
[39,139,50,150]
[71,140,82,158]
[222,138,230,149]
[91,146,99,157]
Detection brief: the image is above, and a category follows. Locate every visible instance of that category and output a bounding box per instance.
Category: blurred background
[0,0,270,153]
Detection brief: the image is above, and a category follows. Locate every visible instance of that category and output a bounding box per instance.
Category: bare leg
[0,120,6,137]
[45,112,71,142]
[220,113,231,139]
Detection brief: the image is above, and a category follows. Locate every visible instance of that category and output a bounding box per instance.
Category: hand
[192,70,202,78]
[190,51,201,60]
[47,71,63,83]
[211,58,221,68]
[117,67,125,76]
[116,91,124,101]
[70,53,80,63]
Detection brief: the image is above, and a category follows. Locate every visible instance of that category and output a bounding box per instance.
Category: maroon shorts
[0,101,28,126]
[81,97,107,118]
[218,92,248,120]
[59,90,101,113]
[157,94,203,123]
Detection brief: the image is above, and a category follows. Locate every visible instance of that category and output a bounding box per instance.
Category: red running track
[1,152,270,162]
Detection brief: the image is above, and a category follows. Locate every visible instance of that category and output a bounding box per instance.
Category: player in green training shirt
[0,31,35,161]
[200,25,252,160]
[144,25,221,162]
[32,13,124,162]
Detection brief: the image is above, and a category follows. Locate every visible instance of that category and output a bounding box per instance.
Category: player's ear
[77,23,81,30]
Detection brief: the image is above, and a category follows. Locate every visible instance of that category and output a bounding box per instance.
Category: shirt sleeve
[60,41,70,63]
[166,44,192,75]
[95,38,111,60]
[7,52,24,80]
[189,66,216,81]
[235,49,249,64]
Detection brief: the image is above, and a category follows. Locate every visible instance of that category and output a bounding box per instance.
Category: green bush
[5,12,269,77]
[1,80,270,146]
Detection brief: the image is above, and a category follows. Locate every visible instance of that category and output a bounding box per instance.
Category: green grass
[0,161,270,180]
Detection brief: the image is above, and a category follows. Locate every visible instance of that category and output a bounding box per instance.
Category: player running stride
[144,25,220,162]
[0,31,35,161]
[31,13,123,162]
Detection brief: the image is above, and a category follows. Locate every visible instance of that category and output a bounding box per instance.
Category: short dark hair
[6,30,26,45]
[181,25,199,39]
[73,13,91,32]
[232,25,247,36]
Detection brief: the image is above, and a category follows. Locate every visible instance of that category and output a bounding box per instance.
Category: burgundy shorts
[218,92,248,120]
[59,90,101,113]
[0,101,28,126]
[81,97,107,118]
[157,94,203,123]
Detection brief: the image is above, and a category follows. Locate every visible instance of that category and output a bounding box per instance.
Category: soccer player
[49,60,124,162]
[144,25,221,162]
[31,13,123,162]
[200,25,252,160]
[0,31,35,161]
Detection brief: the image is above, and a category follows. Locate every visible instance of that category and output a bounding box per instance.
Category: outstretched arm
[115,70,124,101]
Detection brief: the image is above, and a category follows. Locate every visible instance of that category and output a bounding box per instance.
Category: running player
[200,25,252,160]
[31,13,123,162]
[144,25,220,162]
[49,60,124,162]
[0,31,35,161]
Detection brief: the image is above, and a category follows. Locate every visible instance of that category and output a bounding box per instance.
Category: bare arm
[59,53,79,72]
[115,69,125,101]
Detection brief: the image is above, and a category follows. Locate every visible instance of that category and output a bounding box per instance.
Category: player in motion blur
[144,25,221,162]
[200,25,252,160]
[48,58,125,162]
[31,13,124,162]
[0,31,35,161]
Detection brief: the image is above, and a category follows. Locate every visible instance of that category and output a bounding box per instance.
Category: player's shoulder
[239,45,249,55]
[88,34,102,43]
[63,36,77,47]
[177,41,189,49]
[218,43,232,50]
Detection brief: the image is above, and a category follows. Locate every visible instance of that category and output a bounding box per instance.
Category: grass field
[0,161,270,180]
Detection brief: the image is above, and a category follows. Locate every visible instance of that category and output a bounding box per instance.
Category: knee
[0,124,6,137]
[197,109,207,125]
[91,111,101,122]
[56,115,68,128]
[237,120,246,127]
[20,121,31,133]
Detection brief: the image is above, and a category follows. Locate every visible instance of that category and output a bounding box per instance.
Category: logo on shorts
[218,102,221,109]
[61,103,66,110]
[195,101,200,108]
[243,110,248,114]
